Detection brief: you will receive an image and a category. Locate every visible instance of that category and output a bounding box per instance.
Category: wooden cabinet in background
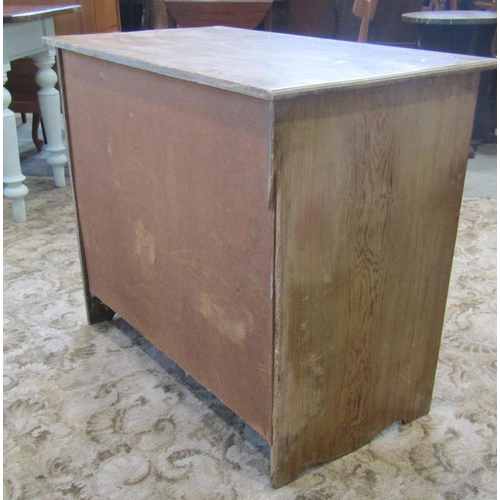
[80,0,121,33]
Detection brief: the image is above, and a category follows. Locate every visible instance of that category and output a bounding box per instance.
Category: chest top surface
[45,26,496,100]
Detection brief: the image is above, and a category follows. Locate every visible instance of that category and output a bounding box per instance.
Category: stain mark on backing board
[134,221,156,280]
[196,293,247,345]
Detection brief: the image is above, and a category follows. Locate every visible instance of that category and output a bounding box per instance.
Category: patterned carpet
[3,178,497,500]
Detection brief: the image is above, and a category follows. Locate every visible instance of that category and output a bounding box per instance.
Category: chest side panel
[271,72,480,485]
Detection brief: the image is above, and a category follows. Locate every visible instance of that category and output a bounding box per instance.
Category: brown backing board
[60,51,275,442]
[270,73,480,486]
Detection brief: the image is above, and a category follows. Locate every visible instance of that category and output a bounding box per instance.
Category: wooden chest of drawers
[46,27,495,486]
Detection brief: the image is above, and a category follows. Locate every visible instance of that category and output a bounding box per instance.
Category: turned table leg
[33,52,67,188]
[3,65,29,222]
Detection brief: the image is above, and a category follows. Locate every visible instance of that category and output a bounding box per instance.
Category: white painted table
[3,5,80,222]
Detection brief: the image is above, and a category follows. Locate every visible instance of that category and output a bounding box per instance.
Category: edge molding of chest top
[44,27,495,487]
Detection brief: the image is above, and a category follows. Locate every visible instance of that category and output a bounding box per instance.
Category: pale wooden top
[3,5,81,24]
[402,10,497,25]
[45,26,496,100]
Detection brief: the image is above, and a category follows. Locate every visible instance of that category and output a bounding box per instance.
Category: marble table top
[402,10,497,25]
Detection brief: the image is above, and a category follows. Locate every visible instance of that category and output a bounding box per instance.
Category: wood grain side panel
[92,0,120,32]
[60,51,274,442]
[271,73,480,486]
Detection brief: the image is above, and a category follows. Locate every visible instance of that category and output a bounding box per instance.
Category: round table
[402,11,497,55]
[402,10,497,141]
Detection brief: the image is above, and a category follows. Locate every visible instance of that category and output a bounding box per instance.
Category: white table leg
[33,52,67,188]
[3,68,29,222]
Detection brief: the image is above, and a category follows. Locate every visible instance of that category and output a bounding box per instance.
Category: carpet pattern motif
[3,179,497,499]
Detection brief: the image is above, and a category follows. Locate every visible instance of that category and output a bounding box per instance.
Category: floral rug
[3,178,497,499]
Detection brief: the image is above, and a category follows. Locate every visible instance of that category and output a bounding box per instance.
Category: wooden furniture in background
[352,0,379,42]
[275,0,421,46]
[47,26,495,487]
[163,0,284,30]
[3,5,81,222]
[345,0,422,44]
[80,0,121,32]
[3,0,121,154]
[7,58,47,152]
[402,10,497,141]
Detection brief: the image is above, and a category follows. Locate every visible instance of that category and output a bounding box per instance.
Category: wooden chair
[5,58,49,152]
[352,0,379,42]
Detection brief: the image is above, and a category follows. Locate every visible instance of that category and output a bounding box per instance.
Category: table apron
[4,19,55,63]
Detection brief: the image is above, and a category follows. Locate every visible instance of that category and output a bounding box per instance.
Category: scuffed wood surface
[270,72,480,486]
[46,26,496,100]
[61,51,275,442]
